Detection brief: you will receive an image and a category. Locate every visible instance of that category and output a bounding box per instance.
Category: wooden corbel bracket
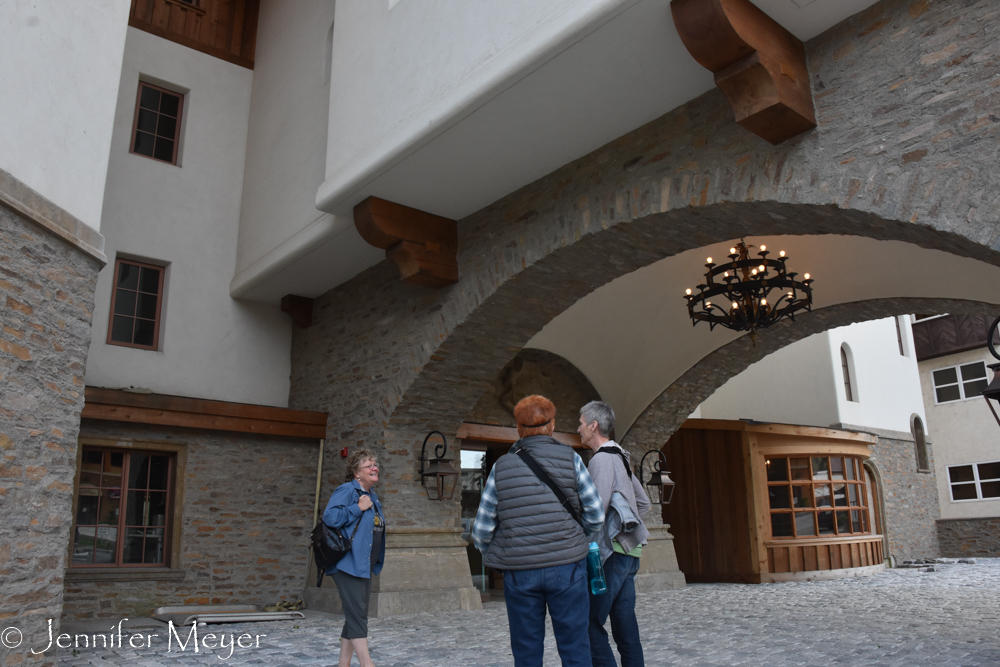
[671,0,816,145]
[354,197,459,288]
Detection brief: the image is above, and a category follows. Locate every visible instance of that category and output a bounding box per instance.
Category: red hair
[514,395,556,437]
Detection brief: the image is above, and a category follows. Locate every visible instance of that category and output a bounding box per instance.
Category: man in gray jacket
[578,400,650,667]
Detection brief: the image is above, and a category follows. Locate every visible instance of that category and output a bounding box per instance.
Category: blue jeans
[503,558,591,667]
[588,551,643,667]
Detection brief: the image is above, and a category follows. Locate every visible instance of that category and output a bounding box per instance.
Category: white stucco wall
[85,28,292,407]
[236,0,338,277]
[698,317,926,435]
[0,0,130,229]
[920,347,1000,520]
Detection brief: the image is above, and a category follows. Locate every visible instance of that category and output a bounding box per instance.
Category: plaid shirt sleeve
[575,454,606,536]
[471,467,499,553]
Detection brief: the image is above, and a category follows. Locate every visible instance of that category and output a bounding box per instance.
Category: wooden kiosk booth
[662,420,886,583]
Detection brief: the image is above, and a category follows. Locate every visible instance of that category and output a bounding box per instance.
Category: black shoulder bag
[516,448,583,527]
[595,445,633,479]
[310,494,366,587]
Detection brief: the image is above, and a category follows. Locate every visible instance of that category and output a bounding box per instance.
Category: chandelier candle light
[684,240,814,345]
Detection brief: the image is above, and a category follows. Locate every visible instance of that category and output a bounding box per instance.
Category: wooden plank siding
[81,387,327,439]
[766,537,883,574]
[911,313,996,361]
[129,0,259,69]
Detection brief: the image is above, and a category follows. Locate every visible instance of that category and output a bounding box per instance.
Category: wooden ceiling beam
[354,196,459,288]
[671,0,816,145]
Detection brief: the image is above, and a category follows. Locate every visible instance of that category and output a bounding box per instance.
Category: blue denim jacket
[322,480,385,578]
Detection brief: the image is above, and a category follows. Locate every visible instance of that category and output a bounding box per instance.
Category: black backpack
[310,499,365,587]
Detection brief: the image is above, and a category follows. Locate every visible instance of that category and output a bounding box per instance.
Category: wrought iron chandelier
[684,240,814,344]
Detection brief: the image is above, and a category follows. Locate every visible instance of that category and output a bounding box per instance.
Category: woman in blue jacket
[323,448,385,667]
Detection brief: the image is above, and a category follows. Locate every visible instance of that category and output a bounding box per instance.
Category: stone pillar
[635,520,687,592]
[0,170,104,666]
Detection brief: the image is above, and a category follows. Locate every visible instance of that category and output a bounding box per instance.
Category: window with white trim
[931,361,988,404]
[948,460,1000,501]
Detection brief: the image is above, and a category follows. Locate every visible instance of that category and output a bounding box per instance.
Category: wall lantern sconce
[982,316,1000,429]
[685,239,814,345]
[419,431,460,501]
[639,449,675,505]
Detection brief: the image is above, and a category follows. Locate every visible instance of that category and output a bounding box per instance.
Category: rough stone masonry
[0,178,103,667]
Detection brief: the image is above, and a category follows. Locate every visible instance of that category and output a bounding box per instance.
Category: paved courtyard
[55,559,1000,666]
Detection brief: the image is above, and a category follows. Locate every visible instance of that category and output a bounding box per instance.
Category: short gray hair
[580,401,615,438]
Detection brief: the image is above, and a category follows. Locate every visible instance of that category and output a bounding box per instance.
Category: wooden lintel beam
[82,387,327,439]
[456,422,584,449]
[354,197,459,288]
[281,294,314,328]
[671,0,816,145]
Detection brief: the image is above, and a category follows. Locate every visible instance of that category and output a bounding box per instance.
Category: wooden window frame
[840,345,856,403]
[947,459,1000,502]
[931,360,989,404]
[107,257,166,351]
[766,455,872,540]
[70,446,177,569]
[129,81,184,165]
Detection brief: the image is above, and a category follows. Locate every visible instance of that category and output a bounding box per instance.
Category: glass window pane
[960,362,987,381]
[76,491,99,524]
[128,454,149,489]
[951,483,978,500]
[138,267,161,293]
[795,512,816,536]
[149,456,169,490]
[790,458,810,480]
[72,527,95,564]
[812,457,829,480]
[766,457,788,482]
[949,465,975,483]
[144,528,165,564]
[792,485,813,508]
[136,292,158,320]
[851,510,861,533]
[159,91,180,117]
[848,483,859,506]
[98,489,120,524]
[80,450,102,487]
[770,513,793,537]
[845,458,856,480]
[103,453,123,484]
[769,485,791,509]
[136,108,157,133]
[978,462,1000,481]
[936,385,961,403]
[117,263,140,290]
[815,484,832,507]
[836,510,851,534]
[147,491,167,527]
[93,526,118,564]
[833,483,848,507]
[110,315,134,343]
[817,511,835,535]
[125,490,146,526]
[134,319,156,347]
[133,131,155,157]
[933,367,958,386]
[981,481,1000,498]
[113,289,136,316]
[123,528,145,564]
[963,379,987,398]
[153,137,175,162]
[831,457,845,480]
[139,85,160,111]
[156,114,176,139]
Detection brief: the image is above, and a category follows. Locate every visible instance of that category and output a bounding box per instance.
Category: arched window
[840,344,858,402]
[912,415,930,472]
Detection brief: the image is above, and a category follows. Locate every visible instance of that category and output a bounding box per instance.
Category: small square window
[932,361,989,404]
[947,460,1000,502]
[107,258,165,350]
[130,82,183,165]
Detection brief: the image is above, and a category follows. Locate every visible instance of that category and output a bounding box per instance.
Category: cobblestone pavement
[55,559,1000,666]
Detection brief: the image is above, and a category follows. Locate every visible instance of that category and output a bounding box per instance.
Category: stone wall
[869,436,941,561]
[290,0,1000,538]
[938,517,1000,557]
[61,421,319,619]
[0,186,102,666]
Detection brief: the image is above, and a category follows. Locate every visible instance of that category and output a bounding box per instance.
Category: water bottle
[587,542,607,595]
